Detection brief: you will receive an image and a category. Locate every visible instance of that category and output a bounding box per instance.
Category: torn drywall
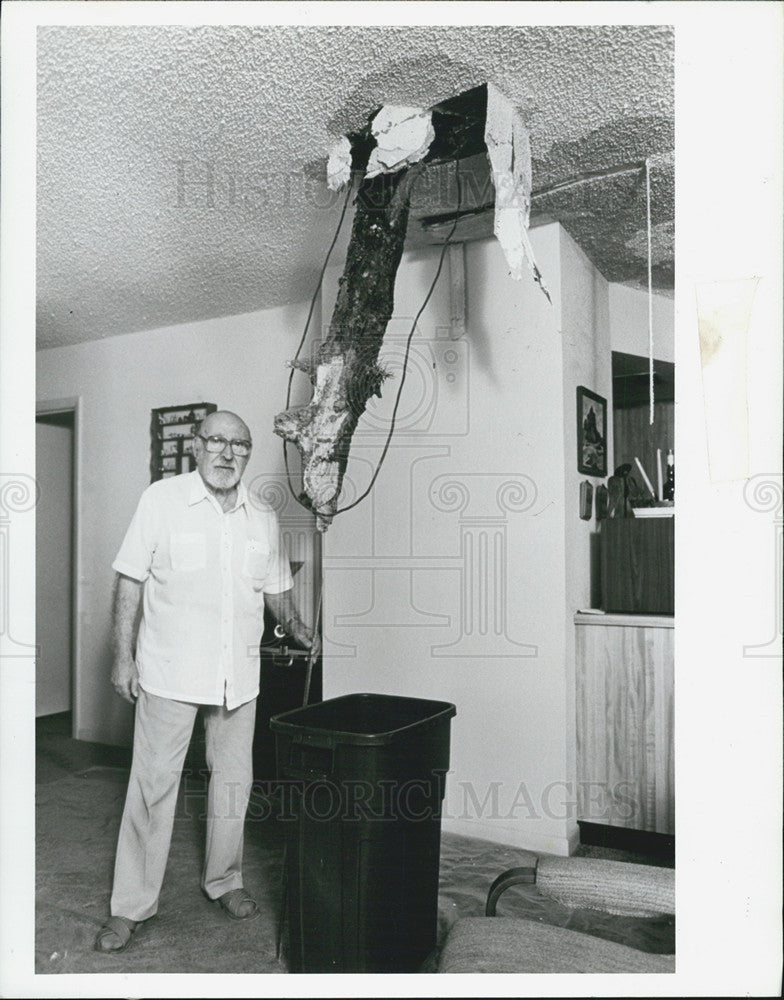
[326,135,352,191]
[278,85,551,529]
[484,82,549,299]
[366,106,435,179]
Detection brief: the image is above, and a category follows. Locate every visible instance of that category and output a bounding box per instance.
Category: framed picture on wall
[150,401,217,482]
[576,386,607,477]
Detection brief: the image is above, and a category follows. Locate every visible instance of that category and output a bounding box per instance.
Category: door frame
[36,396,81,738]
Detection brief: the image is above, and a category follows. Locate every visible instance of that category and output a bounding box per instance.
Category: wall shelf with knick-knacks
[150,402,217,482]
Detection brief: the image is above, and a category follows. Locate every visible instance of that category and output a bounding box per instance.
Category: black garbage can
[271,692,456,973]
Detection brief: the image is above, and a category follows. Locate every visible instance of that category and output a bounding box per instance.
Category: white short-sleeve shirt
[112,471,293,709]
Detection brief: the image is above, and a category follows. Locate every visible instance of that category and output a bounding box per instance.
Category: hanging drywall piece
[326,136,352,191]
[484,83,549,300]
[365,106,435,179]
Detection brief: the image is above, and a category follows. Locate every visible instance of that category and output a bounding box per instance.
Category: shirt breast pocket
[170,532,207,572]
[243,539,271,582]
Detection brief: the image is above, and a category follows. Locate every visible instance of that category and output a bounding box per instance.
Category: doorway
[35,408,75,721]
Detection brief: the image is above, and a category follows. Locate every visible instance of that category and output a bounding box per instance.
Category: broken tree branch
[274,164,423,531]
[274,85,547,531]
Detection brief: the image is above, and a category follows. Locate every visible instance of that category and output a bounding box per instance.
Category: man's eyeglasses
[196,434,252,457]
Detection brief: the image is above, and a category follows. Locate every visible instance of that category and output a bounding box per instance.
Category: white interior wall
[609,282,675,363]
[34,225,674,852]
[320,224,582,854]
[36,301,318,745]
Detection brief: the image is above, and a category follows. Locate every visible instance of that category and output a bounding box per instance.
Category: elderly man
[95,410,316,953]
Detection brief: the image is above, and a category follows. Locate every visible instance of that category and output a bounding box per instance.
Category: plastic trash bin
[271,692,457,973]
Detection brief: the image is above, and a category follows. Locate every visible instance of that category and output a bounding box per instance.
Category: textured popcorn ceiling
[37,24,673,349]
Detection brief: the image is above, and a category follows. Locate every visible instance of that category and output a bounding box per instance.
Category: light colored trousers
[110,688,256,921]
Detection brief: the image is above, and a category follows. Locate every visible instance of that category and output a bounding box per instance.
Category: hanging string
[645,157,655,425]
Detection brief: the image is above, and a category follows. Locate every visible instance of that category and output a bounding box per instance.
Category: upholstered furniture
[438,851,675,974]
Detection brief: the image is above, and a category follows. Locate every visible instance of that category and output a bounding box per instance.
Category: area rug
[36,767,674,974]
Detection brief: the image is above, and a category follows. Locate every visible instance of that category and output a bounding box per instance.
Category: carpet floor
[35,714,674,974]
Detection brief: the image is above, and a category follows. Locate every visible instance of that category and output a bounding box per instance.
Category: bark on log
[275,165,422,531]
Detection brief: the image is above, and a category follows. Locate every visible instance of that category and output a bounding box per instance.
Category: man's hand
[295,626,321,661]
[283,619,321,660]
[265,589,321,660]
[307,630,322,661]
[111,653,140,703]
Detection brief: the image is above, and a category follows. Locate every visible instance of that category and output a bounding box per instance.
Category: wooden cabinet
[600,517,674,615]
[575,613,674,835]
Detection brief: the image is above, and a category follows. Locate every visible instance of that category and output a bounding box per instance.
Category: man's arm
[264,589,321,657]
[111,572,144,703]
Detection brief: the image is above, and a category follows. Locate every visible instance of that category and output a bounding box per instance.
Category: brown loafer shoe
[215,887,259,920]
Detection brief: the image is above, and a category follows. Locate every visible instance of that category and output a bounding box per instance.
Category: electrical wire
[282,159,463,523]
[282,178,354,505]
[333,160,463,516]
[301,574,323,708]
